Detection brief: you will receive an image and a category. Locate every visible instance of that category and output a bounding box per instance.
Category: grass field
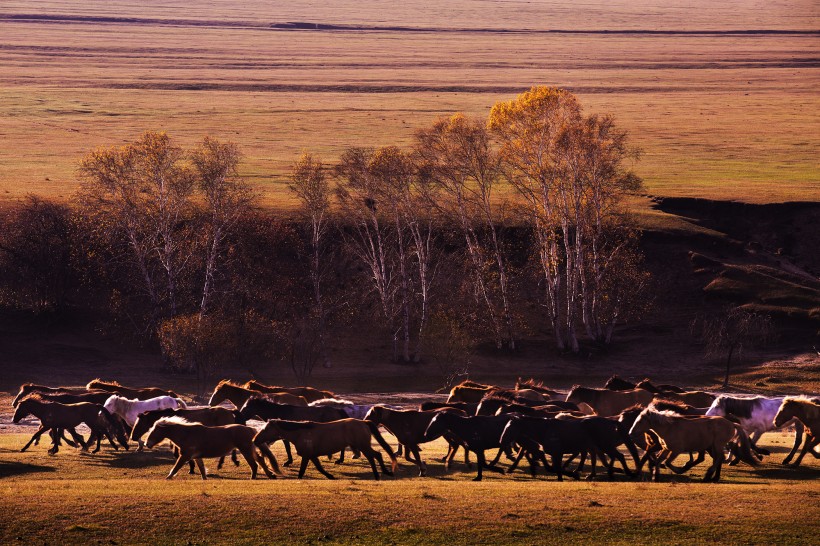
[0,429,818,545]
[0,1,818,206]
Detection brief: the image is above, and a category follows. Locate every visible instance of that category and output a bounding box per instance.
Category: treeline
[0,87,650,381]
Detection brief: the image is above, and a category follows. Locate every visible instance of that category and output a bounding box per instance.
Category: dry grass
[0,1,818,207]
[0,430,818,544]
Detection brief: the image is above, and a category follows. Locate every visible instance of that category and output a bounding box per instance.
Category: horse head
[12,399,33,423]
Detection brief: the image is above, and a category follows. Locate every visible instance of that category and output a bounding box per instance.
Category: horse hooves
[283,461,293,467]
[472,476,483,482]
[334,459,344,465]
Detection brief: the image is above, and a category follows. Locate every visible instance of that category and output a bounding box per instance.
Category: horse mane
[455,380,494,389]
[88,378,121,388]
[155,416,194,427]
[215,379,243,389]
[483,390,516,402]
[308,398,354,407]
[782,396,820,418]
[639,407,679,426]
[20,393,46,403]
[518,378,544,388]
[650,399,695,414]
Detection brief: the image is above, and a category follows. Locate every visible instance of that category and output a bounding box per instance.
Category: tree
[77,131,195,328]
[489,86,644,352]
[415,114,517,350]
[191,137,256,317]
[289,153,332,367]
[694,306,775,388]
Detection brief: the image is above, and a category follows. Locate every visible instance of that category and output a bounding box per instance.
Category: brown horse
[254,419,397,480]
[654,390,716,408]
[628,408,756,482]
[131,406,241,472]
[515,378,560,398]
[145,417,280,480]
[86,379,180,401]
[12,383,91,407]
[242,380,334,403]
[446,382,498,403]
[13,396,128,454]
[774,397,820,467]
[566,386,654,417]
[634,379,686,394]
[363,405,467,476]
[208,380,307,408]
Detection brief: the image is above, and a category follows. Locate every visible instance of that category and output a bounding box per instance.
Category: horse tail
[732,425,759,466]
[367,420,398,473]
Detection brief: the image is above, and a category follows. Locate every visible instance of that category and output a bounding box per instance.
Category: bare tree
[694,306,775,388]
[289,152,332,367]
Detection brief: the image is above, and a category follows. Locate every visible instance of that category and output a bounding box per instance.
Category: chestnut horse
[566,386,654,417]
[145,417,280,480]
[13,396,128,454]
[773,397,820,467]
[12,383,91,407]
[242,380,334,403]
[629,408,756,482]
[253,419,397,480]
[208,380,307,409]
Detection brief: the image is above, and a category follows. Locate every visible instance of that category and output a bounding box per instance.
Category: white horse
[309,398,400,420]
[104,395,186,449]
[705,394,805,463]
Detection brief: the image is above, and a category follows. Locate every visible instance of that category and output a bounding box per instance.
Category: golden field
[0,0,818,207]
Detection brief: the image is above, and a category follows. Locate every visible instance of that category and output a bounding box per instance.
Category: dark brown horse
[145,417,279,480]
[242,380,334,403]
[253,419,397,480]
[566,386,654,417]
[13,396,128,454]
[12,383,91,407]
[86,379,180,401]
[363,405,467,476]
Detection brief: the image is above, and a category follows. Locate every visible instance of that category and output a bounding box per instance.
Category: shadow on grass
[0,460,57,478]
[81,447,176,470]
[750,464,820,481]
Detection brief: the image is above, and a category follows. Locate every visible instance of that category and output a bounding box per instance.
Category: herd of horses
[9,376,820,483]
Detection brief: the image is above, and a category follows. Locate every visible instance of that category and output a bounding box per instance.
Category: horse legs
[21,425,49,452]
[791,434,820,467]
[254,448,276,479]
[254,443,281,476]
[237,446,259,479]
[783,421,805,465]
[166,454,191,479]
[297,457,310,478]
[410,445,426,477]
[311,457,335,479]
[474,450,486,481]
[282,440,294,467]
[194,458,208,480]
[667,451,705,474]
[360,447,381,480]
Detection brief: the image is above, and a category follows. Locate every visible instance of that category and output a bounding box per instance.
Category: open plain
[0,0,818,206]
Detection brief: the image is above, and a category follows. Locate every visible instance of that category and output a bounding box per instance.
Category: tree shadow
[0,460,57,478]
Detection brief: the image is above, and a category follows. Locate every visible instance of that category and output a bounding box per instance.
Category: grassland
[0,1,818,206]
[0,430,818,545]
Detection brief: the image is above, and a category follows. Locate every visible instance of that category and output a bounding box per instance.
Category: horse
[145,417,279,480]
[706,394,808,463]
[446,383,497,404]
[773,397,820,467]
[604,375,637,391]
[308,398,378,420]
[104,395,185,449]
[13,396,128,454]
[86,379,180,401]
[363,405,468,476]
[628,408,757,482]
[566,386,654,417]
[130,406,241,473]
[500,415,599,481]
[419,401,479,415]
[553,413,641,480]
[12,383,91,407]
[634,379,686,394]
[242,380,334,403]
[208,380,306,408]
[423,412,514,481]
[237,397,349,466]
[253,419,397,480]
[656,390,716,408]
[515,378,560,398]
